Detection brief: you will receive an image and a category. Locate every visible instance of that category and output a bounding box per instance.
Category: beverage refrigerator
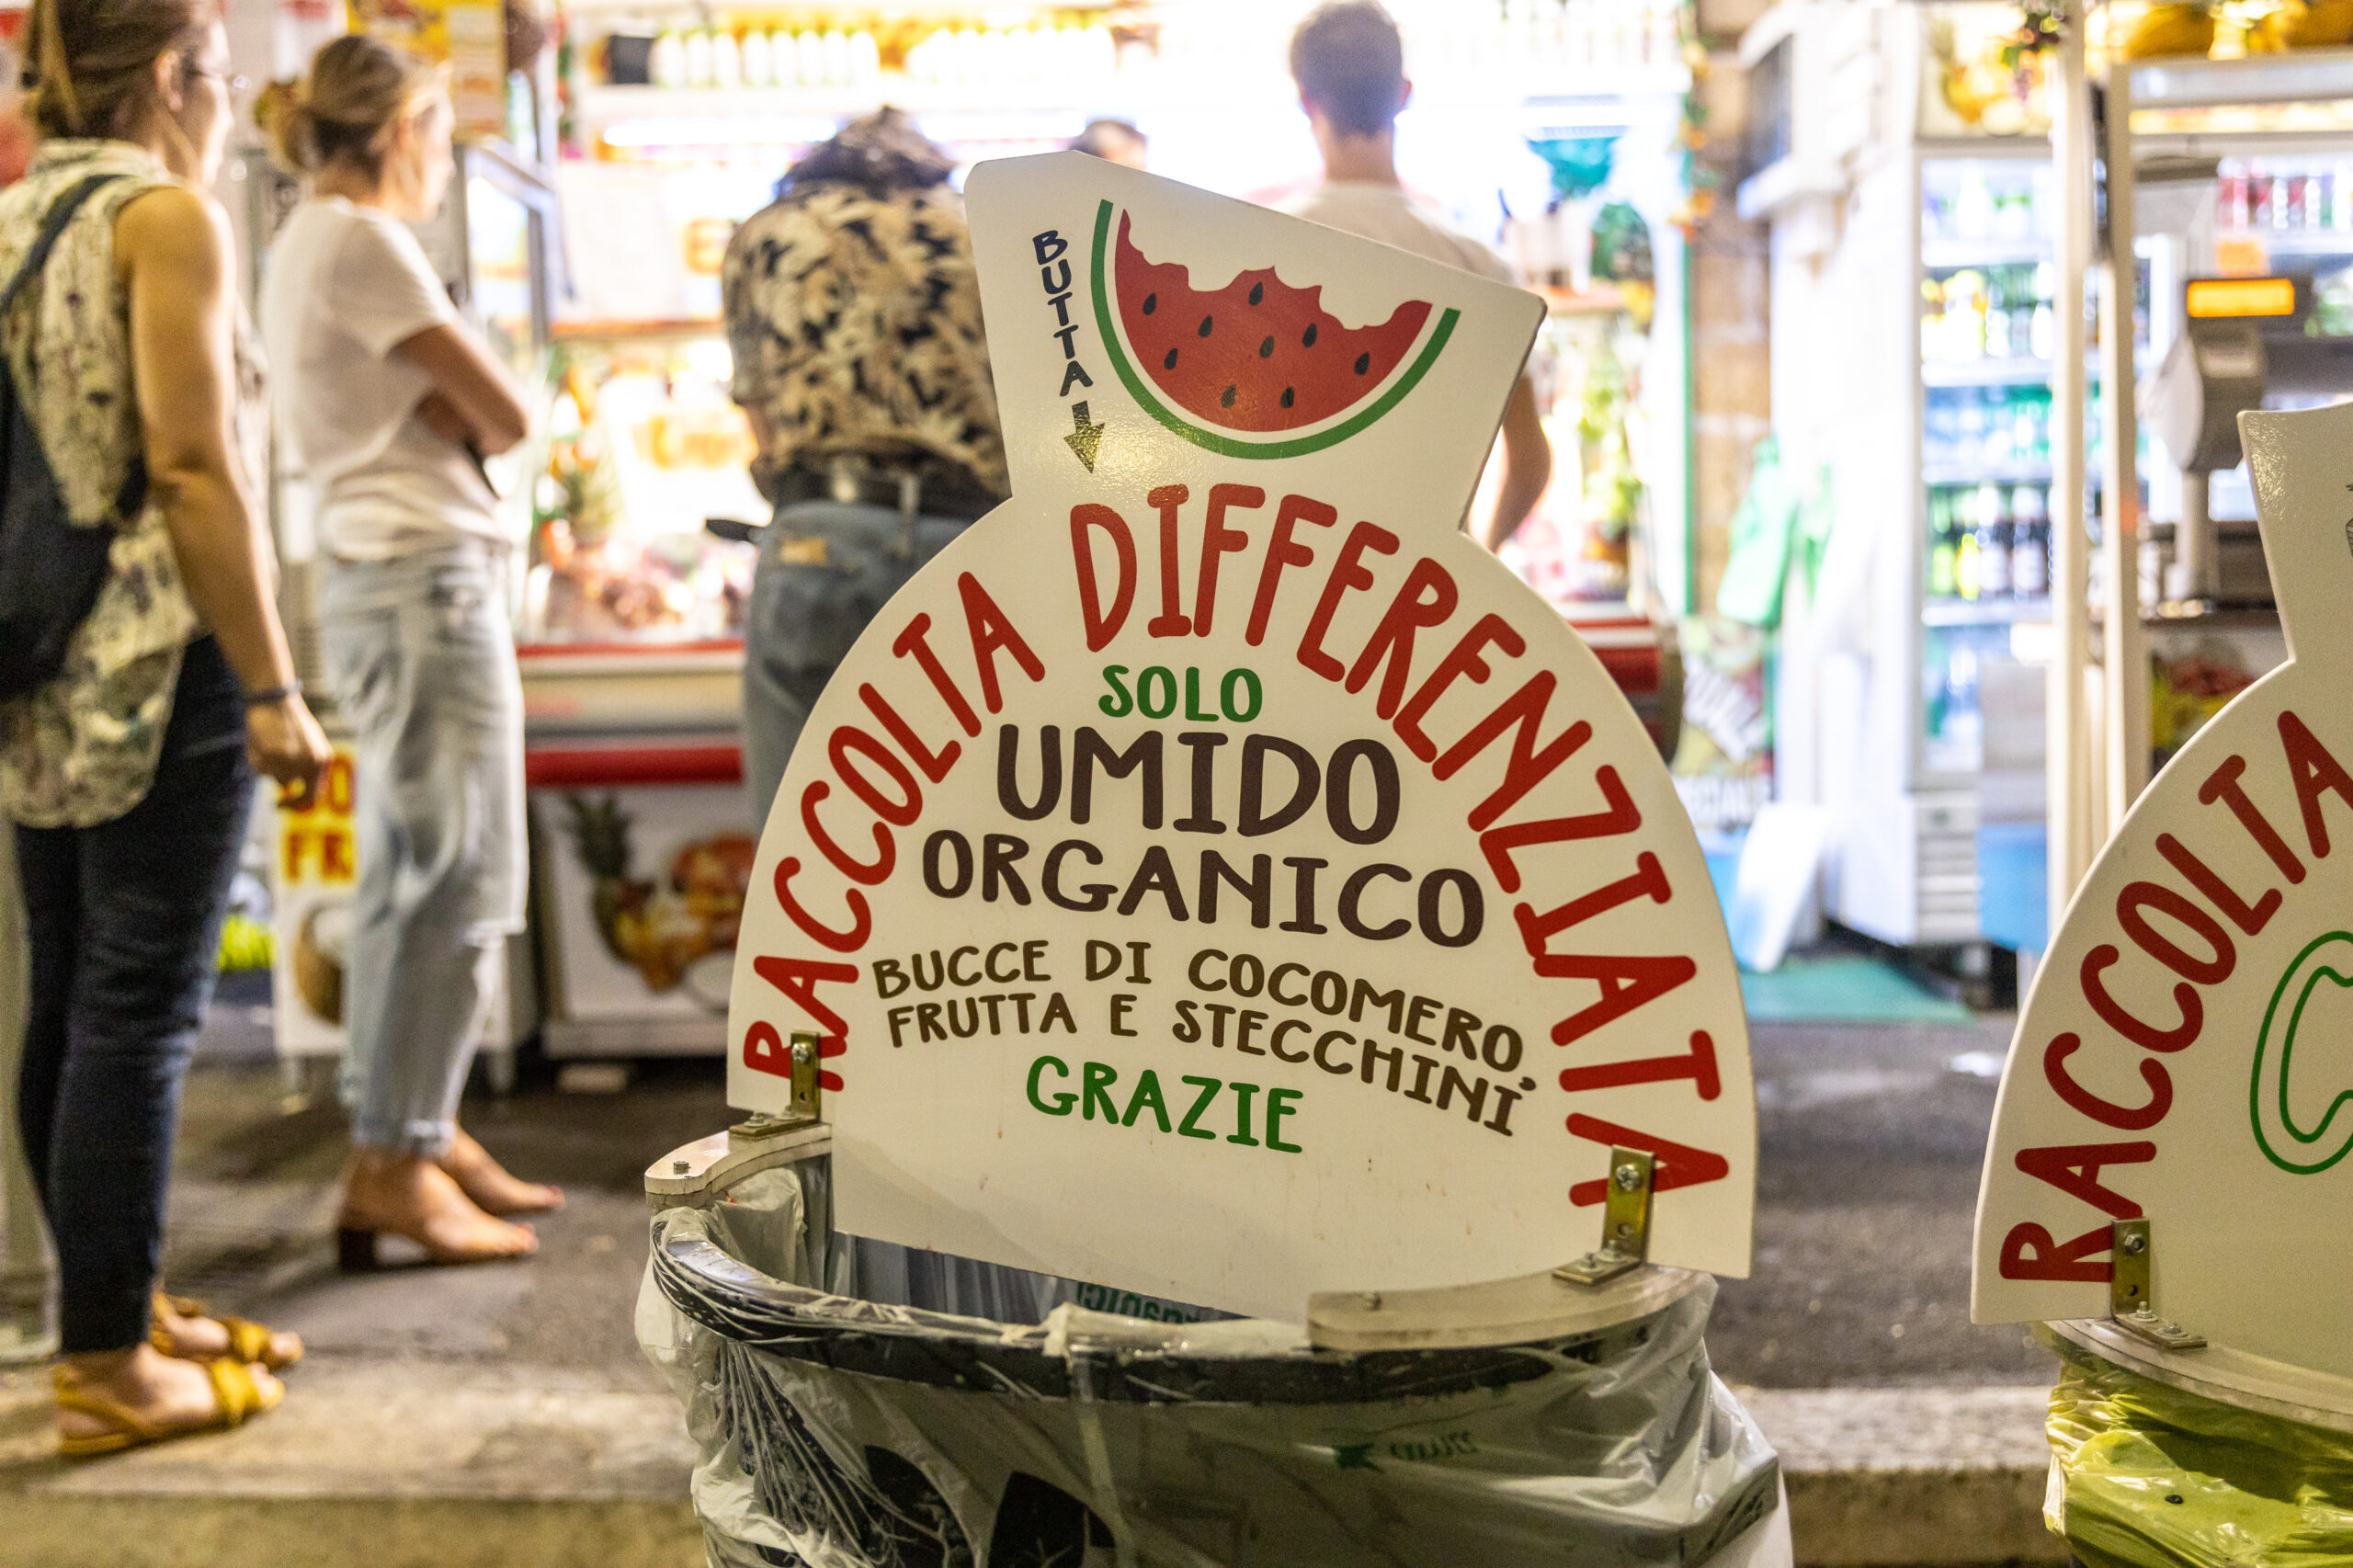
[1746,1,2353,957]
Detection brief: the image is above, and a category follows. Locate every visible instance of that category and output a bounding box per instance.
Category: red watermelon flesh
[1112,211,1434,435]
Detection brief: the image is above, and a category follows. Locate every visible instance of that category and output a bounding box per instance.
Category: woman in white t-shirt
[261,37,557,1268]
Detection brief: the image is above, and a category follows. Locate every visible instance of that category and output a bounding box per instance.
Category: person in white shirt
[261,36,557,1270]
[1280,2,1552,551]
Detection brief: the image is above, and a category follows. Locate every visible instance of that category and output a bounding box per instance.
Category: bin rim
[651,1207,1713,1406]
[2050,1318,2353,1436]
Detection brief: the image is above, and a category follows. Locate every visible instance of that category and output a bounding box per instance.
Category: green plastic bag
[2043,1331,2353,1568]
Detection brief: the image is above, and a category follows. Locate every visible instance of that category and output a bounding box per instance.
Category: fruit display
[2121,2,2218,58]
[1930,4,2053,136]
[2249,0,2353,48]
[523,336,760,644]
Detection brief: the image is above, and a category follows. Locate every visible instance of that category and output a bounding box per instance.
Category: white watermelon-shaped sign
[725,154,1756,1320]
[1973,399,2353,1380]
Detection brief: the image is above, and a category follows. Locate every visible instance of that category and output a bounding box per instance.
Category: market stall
[509,0,1704,1057]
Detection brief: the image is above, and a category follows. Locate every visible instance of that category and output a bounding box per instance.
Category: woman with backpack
[260,36,557,1271]
[0,0,330,1453]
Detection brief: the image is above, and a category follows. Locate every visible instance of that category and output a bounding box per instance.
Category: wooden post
[2047,8,2095,925]
[2099,60,2149,824]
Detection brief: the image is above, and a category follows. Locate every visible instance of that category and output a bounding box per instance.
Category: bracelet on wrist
[244,681,301,708]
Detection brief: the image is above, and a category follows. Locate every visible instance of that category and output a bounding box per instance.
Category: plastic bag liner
[639,1160,1784,1567]
[2042,1330,2353,1568]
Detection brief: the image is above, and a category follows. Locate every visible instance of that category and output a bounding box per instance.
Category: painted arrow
[1064,401,1103,472]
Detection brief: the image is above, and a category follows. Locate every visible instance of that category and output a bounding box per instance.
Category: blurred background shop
[133,0,1711,1082]
[3,0,2335,1088]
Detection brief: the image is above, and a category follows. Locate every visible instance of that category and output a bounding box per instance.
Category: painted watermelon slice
[1090,200,1460,460]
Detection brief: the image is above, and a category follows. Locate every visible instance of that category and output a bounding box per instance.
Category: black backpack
[0,171,148,700]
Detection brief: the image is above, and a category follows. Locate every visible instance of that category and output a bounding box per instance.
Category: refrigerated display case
[1748,3,2353,953]
[517,321,766,1056]
[1741,2,2065,948]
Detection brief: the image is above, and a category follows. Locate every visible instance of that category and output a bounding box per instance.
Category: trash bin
[2040,1331,2353,1568]
[639,1132,1790,1568]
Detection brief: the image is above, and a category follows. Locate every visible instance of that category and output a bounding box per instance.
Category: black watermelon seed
[1198,314,1213,337]
[1354,351,1370,375]
[1249,280,1264,305]
[1142,292,1156,315]
[1302,323,1318,348]
[1222,384,1236,408]
[1258,335,1275,358]
[1164,347,1179,370]
[1279,387,1295,409]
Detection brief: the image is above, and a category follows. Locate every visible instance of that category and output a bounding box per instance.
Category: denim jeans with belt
[743,500,975,826]
[15,635,252,1351]
[320,541,525,1158]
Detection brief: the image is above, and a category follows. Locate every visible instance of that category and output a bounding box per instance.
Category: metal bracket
[730,1032,824,1144]
[2109,1217,2206,1351]
[1555,1147,1655,1287]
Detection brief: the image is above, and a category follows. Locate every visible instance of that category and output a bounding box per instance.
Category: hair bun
[256,78,321,173]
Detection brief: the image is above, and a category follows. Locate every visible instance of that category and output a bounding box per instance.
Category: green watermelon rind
[1089,199,1460,461]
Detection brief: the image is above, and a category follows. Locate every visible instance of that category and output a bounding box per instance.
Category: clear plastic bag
[640,1160,1785,1567]
[2043,1331,2353,1568]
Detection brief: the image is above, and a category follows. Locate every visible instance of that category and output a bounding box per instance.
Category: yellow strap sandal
[53,1358,281,1459]
[152,1293,303,1371]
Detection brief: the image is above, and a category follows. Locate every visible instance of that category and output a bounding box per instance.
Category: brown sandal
[151,1293,303,1371]
[54,1358,281,1459]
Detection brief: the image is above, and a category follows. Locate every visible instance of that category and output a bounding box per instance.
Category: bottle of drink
[1928,488,1961,597]
[1985,267,2013,360]
[651,25,686,86]
[1956,386,1987,467]
[1984,386,2016,467]
[1922,277,1946,362]
[2011,485,2049,597]
[2221,170,2250,231]
[1956,486,1982,600]
[1974,482,2013,597]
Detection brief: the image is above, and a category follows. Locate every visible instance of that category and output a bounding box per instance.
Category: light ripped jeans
[319,541,525,1156]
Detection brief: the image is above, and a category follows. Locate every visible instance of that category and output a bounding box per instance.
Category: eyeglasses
[182,59,248,95]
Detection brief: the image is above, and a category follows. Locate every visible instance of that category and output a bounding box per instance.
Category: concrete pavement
[0,1007,2067,1566]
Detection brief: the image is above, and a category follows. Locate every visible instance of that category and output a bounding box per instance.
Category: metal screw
[671,1159,691,1174]
[1613,1163,1644,1192]
[2120,1232,2147,1256]
[1363,1292,1382,1311]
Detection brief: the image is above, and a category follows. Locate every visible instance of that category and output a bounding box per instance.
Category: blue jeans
[15,636,252,1352]
[744,500,974,826]
[320,543,525,1158]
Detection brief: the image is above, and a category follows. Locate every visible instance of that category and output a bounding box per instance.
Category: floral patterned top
[721,181,1008,503]
[0,141,269,829]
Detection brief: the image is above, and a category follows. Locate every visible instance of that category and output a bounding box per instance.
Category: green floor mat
[1738,953,1972,1023]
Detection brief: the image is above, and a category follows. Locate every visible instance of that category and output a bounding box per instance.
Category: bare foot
[150,1295,302,1369]
[56,1344,280,1446]
[338,1150,538,1264]
[439,1128,563,1216]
